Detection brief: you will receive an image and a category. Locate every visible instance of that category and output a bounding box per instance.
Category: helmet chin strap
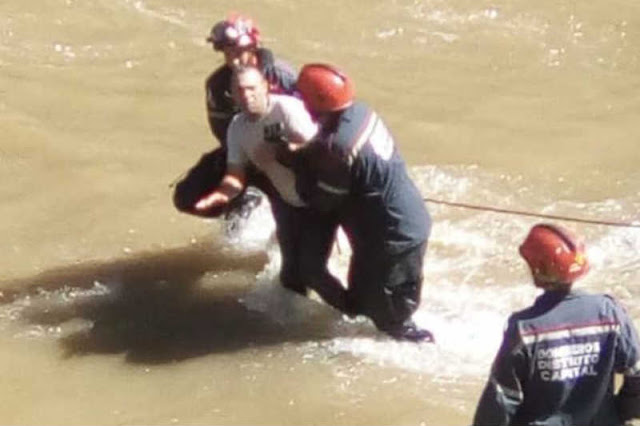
[316,111,340,130]
[534,277,572,291]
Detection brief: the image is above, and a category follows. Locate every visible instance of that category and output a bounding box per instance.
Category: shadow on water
[0,241,353,364]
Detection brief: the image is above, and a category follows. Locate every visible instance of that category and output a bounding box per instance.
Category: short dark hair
[231,65,266,86]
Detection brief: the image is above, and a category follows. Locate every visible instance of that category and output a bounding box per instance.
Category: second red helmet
[519,223,589,286]
[297,63,355,113]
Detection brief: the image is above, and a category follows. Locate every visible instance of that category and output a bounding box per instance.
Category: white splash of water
[0,281,110,338]
[223,196,277,253]
[239,164,640,380]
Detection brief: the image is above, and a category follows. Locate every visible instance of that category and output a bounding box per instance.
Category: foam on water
[0,281,110,339]
[230,165,640,380]
[0,164,637,384]
[223,194,277,253]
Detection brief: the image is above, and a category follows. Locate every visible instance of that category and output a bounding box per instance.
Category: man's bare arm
[194,164,246,211]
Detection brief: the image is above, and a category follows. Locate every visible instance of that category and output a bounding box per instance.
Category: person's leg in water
[270,199,348,311]
[269,195,308,295]
[347,242,434,342]
[296,209,348,312]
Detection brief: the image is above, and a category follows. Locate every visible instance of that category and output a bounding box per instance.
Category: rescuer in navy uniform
[473,223,640,426]
[173,14,297,220]
[289,63,433,342]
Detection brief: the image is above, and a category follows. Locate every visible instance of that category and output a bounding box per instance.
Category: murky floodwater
[1,0,639,424]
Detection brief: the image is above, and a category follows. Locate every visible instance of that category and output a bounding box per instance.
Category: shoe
[384,321,435,343]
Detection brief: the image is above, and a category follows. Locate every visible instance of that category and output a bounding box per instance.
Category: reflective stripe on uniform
[347,111,378,165]
[521,323,621,345]
[317,181,349,195]
[491,375,523,402]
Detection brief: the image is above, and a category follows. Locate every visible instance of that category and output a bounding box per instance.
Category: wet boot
[383,320,435,343]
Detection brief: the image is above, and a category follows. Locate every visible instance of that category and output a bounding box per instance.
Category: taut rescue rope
[423,197,640,228]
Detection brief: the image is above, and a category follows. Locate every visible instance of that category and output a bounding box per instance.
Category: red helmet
[207,14,260,51]
[519,223,589,286]
[297,63,355,113]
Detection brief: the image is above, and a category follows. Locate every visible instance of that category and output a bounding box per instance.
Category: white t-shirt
[226,94,318,207]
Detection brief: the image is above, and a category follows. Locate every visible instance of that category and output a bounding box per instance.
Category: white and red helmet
[519,223,590,286]
[207,14,260,51]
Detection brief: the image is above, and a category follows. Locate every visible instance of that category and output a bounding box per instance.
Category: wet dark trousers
[347,241,427,331]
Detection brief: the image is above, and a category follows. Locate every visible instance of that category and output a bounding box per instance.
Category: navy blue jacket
[294,100,430,255]
[473,290,640,426]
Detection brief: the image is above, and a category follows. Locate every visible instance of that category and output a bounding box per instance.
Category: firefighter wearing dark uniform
[292,63,433,342]
[473,224,640,426]
[173,14,297,219]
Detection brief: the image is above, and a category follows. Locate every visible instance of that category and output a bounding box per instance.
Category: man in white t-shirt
[171,14,298,223]
[195,66,347,309]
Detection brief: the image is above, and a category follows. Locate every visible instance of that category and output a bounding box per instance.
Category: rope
[423,197,640,229]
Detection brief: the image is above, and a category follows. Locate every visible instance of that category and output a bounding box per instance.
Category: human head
[519,223,589,290]
[231,66,270,119]
[206,14,261,68]
[297,63,355,117]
